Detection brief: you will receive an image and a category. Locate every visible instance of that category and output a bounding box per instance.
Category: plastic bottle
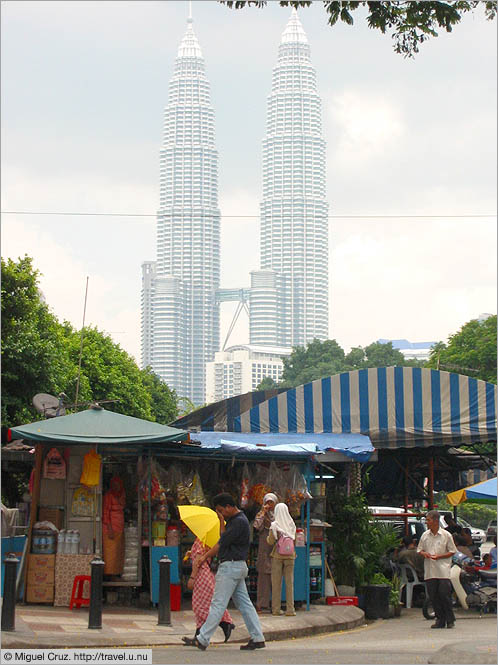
[311,571,317,591]
[316,569,322,591]
[58,529,65,553]
[72,530,80,554]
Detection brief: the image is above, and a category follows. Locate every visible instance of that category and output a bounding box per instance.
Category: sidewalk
[1,603,365,649]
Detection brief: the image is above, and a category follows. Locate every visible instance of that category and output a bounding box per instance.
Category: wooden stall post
[428,457,434,509]
[24,443,43,599]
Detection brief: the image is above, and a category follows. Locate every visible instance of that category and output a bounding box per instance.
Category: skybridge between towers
[216,288,251,350]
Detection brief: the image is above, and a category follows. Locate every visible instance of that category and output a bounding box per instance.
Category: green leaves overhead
[221,1,496,57]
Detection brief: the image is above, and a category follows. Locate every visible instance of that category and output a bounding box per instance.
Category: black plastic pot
[363,584,390,619]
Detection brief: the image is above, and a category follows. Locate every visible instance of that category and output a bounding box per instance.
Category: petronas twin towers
[142,9,328,405]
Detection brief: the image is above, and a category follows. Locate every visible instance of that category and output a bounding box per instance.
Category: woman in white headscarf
[252,492,278,612]
[267,502,297,616]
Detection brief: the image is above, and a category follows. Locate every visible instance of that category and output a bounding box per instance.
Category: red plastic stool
[69,575,91,609]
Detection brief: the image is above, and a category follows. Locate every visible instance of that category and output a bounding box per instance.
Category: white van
[368,506,427,541]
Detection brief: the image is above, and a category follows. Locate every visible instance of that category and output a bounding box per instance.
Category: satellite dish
[32,393,66,418]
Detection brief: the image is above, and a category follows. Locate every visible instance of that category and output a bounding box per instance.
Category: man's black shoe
[430,622,445,629]
[446,622,455,629]
[240,640,266,650]
[182,636,207,650]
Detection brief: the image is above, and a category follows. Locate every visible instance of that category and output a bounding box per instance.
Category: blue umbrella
[447,477,497,506]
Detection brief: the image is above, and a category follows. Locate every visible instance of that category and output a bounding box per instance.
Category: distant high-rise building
[205,344,291,404]
[377,338,437,362]
[250,10,329,348]
[141,13,220,404]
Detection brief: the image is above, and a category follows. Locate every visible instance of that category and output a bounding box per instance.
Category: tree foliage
[1,257,75,427]
[1,256,178,429]
[279,338,415,388]
[221,1,496,57]
[255,376,279,391]
[427,315,497,384]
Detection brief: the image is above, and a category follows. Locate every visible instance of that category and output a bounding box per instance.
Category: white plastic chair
[398,563,425,609]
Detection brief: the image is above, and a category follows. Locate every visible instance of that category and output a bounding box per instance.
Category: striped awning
[234,368,497,449]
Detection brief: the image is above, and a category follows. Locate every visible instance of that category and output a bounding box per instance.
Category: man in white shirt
[418,510,456,629]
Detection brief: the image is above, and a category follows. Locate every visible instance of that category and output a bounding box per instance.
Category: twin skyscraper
[141,9,329,405]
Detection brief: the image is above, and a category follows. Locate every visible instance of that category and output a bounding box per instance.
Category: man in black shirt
[182,493,265,651]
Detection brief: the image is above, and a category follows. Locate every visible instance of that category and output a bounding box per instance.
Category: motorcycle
[423,552,497,619]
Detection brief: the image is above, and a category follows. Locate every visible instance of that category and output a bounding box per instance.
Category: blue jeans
[197,560,264,647]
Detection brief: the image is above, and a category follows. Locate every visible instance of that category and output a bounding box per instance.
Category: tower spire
[188,0,192,21]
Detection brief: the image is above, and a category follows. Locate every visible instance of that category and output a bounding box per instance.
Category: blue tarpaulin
[189,431,374,462]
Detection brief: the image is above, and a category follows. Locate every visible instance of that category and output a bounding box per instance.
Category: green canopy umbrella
[10,406,188,445]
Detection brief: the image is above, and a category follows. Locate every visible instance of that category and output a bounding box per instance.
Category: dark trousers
[426,578,455,626]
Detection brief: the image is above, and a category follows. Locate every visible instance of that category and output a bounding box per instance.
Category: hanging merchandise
[71,486,96,517]
[185,471,206,506]
[248,464,272,507]
[138,459,169,503]
[285,466,312,517]
[43,448,67,479]
[240,463,251,508]
[80,449,102,487]
[267,461,285,501]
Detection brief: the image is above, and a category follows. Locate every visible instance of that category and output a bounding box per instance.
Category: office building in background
[250,9,329,348]
[141,13,220,404]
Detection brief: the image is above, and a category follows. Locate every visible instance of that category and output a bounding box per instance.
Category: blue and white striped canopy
[234,368,497,449]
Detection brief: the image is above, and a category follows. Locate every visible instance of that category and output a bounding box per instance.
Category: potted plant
[328,493,399,589]
[368,572,402,618]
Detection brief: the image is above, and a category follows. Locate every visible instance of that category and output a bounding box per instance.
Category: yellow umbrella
[178,505,221,548]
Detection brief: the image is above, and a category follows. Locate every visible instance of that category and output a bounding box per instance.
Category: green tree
[64,326,155,420]
[362,341,406,367]
[1,256,179,428]
[255,376,279,391]
[281,338,345,387]
[427,316,497,383]
[141,367,178,424]
[221,1,496,57]
[1,257,75,428]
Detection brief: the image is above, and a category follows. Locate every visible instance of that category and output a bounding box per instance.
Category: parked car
[487,519,497,540]
[457,517,487,546]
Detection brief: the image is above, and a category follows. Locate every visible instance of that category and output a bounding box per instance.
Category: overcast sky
[2,0,496,365]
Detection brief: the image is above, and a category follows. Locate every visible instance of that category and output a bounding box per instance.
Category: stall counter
[54,554,94,606]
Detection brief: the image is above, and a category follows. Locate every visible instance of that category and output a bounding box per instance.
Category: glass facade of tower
[141,18,220,405]
[250,10,329,347]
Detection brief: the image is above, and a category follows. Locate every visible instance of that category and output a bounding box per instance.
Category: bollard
[88,556,105,630]
[157,554,171,626]
[1,553,19,632]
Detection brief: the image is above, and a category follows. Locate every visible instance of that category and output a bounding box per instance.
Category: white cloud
[326,89,405,165]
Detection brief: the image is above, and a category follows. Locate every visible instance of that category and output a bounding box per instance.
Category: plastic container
[72,530,80,554]
[326,596,358,606]
[166,526,180,546]
[364,584,390,619]
[295,528,305,547]
[57,529,66,553]
[32,529,56,554]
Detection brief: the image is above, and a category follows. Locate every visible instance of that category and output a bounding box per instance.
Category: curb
[1,606,365,649]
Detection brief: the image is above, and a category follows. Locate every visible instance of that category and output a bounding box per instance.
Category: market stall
[9,405,375,611]
[9,406,189,606]
[233,367,497,507]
